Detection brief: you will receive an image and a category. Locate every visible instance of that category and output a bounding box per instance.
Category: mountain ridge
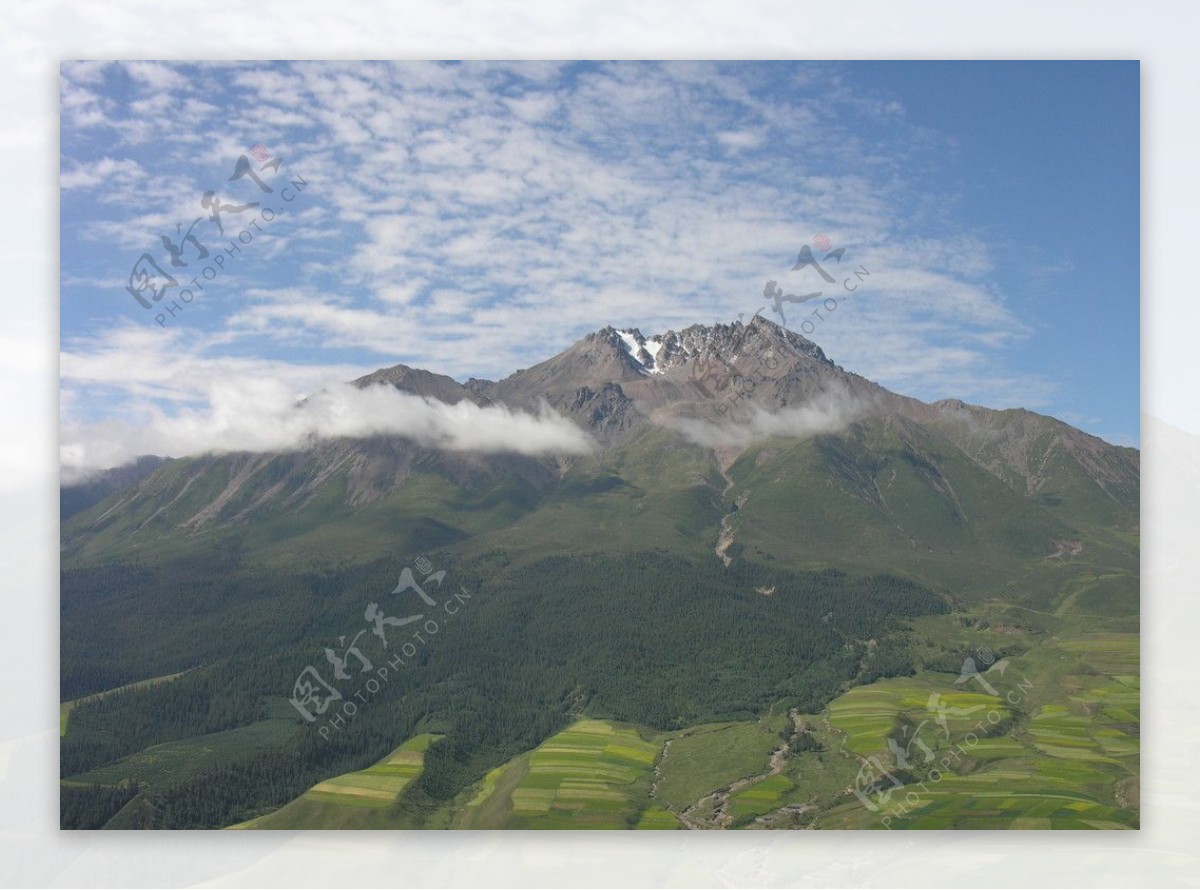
[61,317,1137,594]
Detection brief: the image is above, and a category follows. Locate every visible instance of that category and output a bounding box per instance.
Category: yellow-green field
[818,755,1137,829]
[728,774,795,821]
[229,733,442,829]
[460,719,668,829]
[635,805,680,829]
[309,734,438,806]
[827,676,1007,757]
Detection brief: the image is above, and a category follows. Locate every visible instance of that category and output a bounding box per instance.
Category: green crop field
[818,754,1138,830]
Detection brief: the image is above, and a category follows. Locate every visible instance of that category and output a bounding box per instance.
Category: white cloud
[662,388,871,449]
[60,378,593,479]
[716,128,765,151]
[122,60,187,92]
[60,61,1071,439]
[59,157,145,190]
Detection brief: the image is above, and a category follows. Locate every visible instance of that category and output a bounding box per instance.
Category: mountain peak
[593,316,831,376]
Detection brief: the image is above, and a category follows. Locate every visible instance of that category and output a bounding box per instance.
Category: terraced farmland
[446,629,1139,832]
[1058,633,1139,675]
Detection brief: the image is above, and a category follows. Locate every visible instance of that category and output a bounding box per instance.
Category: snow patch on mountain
[616,329,666,374]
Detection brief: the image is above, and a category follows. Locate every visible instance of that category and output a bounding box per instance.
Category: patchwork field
[817,756,1138,829]
[812,630,1139,829]
[635,806,681,829]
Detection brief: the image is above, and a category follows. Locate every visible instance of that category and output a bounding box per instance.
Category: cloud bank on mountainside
[60,380,593,483]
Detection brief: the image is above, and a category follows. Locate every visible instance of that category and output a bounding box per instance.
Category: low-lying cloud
[665,389,870,449]
[60,380,594,483]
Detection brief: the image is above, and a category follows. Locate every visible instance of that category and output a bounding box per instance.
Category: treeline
[116,730,380,829]
[61,670,267,777]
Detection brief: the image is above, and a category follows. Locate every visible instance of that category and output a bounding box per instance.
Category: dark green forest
[60,549,946,828]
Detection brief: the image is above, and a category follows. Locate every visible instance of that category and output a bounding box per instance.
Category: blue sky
[844,61,1139,439]
[59,60,1139,475]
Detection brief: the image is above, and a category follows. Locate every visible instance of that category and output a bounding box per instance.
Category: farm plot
[827,676,1008,758]
[505,719,662,829]
[230,733,441,829]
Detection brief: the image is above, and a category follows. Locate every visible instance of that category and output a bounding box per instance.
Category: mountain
[59,317,1139,830]
[61,316,1137,586]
